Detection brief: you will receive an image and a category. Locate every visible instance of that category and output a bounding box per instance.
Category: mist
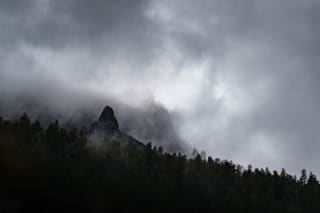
[1,0,320,175]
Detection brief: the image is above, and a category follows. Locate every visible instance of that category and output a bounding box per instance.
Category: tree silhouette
[0,114,320,212]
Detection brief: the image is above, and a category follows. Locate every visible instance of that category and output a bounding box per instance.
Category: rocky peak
[89,105,144,148]
[98,106,119,131]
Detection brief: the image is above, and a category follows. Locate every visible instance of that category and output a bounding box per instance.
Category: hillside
[0,108,320,212]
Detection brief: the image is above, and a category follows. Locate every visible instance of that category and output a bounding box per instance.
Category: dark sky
[1,0,320,175]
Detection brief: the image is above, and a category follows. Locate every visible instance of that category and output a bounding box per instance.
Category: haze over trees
[0,110,320,212]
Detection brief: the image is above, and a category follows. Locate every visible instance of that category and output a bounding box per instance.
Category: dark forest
[0,113,319,212]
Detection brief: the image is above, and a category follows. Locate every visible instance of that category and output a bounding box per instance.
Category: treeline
[0,114,320,212]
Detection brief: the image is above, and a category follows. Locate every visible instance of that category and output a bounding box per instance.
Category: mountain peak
[89,105,144,147]
[98,106,119,130]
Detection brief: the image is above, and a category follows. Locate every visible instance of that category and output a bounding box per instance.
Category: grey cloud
[0,0,157,56]
[148,0,320,174]
[1,0,320,175]
[0,0,184,153]
[115,101,189,153]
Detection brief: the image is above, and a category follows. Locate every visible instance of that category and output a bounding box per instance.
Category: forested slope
[0,114,319,212]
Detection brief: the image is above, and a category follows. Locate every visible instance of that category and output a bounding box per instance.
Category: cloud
[147,0,320,174]
[1,0,320,175]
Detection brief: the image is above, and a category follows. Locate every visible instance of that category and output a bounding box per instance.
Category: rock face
[89,106,143,147]
[90,106,119,135]
[98,106,119,131]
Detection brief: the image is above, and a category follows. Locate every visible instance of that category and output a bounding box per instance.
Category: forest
[0,113,320,212]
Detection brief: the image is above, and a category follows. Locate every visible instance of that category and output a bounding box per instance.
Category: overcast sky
[1,0,320,175]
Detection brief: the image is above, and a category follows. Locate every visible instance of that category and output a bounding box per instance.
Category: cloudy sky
[1,0,320,175]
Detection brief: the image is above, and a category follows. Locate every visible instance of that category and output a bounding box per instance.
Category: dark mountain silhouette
[89,106,144,148]
[98,106,119,128]
[0,97,188,153]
